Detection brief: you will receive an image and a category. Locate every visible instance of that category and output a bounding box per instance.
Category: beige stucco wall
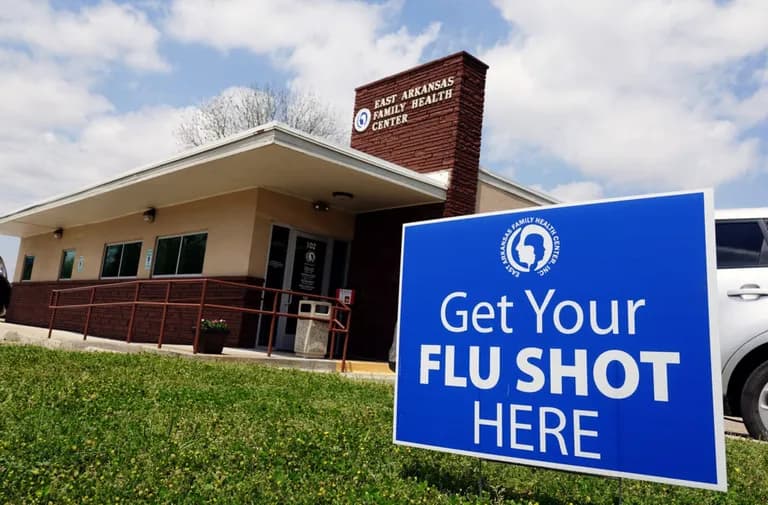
[15,187,356,283]
[15,189,261,283]
[475,181,540,213]
[248,217,273,279]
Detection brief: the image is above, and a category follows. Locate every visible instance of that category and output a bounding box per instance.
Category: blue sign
[394,192,726,491]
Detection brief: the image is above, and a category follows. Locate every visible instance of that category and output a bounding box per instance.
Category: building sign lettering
[356,75,455,133]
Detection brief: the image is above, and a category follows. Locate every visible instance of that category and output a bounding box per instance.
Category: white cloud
[533,181,604,203]
[482,0,768,191]
[0,1,168,71]
[0,2,178,214]
[166,0,440,134]
[0,54,181,214]
[0,51,112,130]
[0,105,185,214]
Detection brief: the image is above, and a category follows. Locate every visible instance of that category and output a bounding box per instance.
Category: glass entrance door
[274,230,332,350]
[258,225,349,351]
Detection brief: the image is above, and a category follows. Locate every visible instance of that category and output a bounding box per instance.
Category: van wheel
[740,361,768,440]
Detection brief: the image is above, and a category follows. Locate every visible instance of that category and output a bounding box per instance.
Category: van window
[715,220,767,268]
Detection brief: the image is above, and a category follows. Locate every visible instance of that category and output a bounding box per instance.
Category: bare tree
[176,84,345,147]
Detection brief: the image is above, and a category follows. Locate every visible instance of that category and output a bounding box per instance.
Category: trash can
[294,301,332,358]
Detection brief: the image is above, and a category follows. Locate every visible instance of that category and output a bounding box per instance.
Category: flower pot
[199,329,228,354]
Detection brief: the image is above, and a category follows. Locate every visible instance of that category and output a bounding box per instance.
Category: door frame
[275,228,335,348]
[258,223,338,350]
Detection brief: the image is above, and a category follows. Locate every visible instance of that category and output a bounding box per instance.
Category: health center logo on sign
[354,108,371,132]
[500,217,560,277]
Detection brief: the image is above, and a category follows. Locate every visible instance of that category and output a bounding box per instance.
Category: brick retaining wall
[7,277,264,348]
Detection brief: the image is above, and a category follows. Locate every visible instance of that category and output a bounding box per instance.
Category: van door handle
[727,284,768,299]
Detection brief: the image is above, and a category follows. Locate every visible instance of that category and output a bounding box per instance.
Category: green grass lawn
[0,346,767,504]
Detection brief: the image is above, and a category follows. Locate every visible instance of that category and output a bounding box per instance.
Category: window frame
[21,255,34,282]
[151,231,208,278]
[100,240,143,280]
[58,249,76,281]
[714,218,768,270]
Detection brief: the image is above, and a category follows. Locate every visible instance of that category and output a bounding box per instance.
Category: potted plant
[198,318,229,354]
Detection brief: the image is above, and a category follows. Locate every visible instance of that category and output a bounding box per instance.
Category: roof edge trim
[478,168,559,206]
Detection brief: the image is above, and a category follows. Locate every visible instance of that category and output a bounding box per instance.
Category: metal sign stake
[477,458,484,495]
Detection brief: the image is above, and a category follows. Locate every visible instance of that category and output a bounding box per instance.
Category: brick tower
[350,52,488,216]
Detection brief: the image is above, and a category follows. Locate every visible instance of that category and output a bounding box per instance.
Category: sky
[0,0,767,279]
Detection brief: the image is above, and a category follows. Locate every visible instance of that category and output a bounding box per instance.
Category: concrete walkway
[0,320,394,382]
[724,416,751,438]
[0,320,756,437]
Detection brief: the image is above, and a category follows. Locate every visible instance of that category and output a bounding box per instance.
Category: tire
[388,329,397,372]
[740,361,768,440]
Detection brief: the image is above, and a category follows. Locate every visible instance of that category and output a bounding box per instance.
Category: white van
[716,209,768,439]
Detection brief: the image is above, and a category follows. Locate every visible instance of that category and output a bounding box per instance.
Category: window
[21,255,34,281]
[101,242,142,278]
[153,232,207,276]
[715,220,768,268]
[59,250,76,280]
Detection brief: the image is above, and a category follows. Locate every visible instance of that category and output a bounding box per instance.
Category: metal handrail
[46,278,353,371]
[50,277,352,308]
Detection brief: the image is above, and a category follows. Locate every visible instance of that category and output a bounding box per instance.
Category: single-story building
[0,52,556,360]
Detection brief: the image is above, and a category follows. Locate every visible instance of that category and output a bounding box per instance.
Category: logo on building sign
[500,217,560,277]
[354,108,371,132]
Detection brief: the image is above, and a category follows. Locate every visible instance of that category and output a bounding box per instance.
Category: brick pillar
[350,52,488,217]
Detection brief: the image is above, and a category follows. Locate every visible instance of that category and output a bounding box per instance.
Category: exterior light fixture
[53,228,63,239]
[312,201,330,212]
[332,191,354,201]
[143,208,156,223]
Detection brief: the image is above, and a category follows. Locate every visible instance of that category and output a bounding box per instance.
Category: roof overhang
[0,123,448,237]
